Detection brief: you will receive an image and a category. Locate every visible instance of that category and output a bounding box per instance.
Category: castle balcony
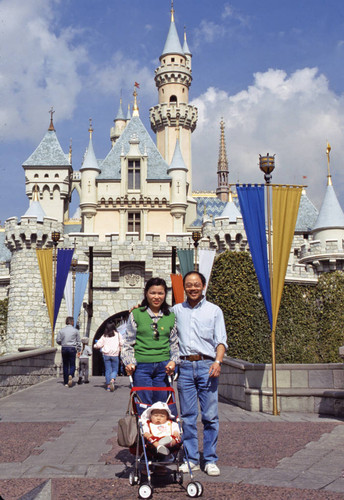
[150,103,198,132]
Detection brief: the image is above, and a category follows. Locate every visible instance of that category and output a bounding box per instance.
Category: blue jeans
[103,355,119,385]
[61,346,77,385]
[177,359,219,465]
[133,361,169,405]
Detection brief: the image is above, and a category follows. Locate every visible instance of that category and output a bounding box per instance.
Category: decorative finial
[69,138,72,164]
[184,25,187,40]
[326,141,332,186]
[171,0,174,22]
[48,107,55,131]
[133,84,139,116]
[88,118,93,138]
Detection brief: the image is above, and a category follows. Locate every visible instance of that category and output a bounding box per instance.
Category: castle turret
[216,119,229,202]
[80,121,100,233]
[149,4,197,190]
[22,109,72,223]
[167,139,188,232]
[110,98,127,146]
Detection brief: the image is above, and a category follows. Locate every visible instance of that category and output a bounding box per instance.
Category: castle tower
[22,109,72,223]
[110,98,127,146]
[80,121,100,233]
[167,138,188,232]
[4,214,63,353]
[149,3,197,191]
[216,119,229,202]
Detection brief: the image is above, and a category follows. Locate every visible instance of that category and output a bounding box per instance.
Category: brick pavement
[0,376,343,499]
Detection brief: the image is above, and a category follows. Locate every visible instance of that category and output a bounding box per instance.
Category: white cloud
[191,67,344,208]
[0,0,86,141]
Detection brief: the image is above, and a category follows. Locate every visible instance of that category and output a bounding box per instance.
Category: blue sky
[1,0,344,221]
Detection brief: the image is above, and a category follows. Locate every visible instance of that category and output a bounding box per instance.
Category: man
[173,271,227,476]
[56,317,81,387]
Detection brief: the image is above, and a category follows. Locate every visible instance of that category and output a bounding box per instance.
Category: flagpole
[259,154,278,416]
[51,231,60,347]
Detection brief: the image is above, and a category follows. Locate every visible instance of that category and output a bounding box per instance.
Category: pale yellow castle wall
[147,211,173,241]
[94,210,119,240]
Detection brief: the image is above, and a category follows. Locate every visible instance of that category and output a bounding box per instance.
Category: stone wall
[219,357,344,417]
[0,347,57,398]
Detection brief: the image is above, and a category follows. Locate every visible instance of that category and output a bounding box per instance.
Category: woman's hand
[125,364,136,376]
[165,361,175,376]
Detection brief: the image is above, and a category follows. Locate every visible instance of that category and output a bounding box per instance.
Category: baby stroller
[127,376,203,499]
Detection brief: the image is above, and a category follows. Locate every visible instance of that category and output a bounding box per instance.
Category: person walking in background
[94,321,123,391]
[57,316,82,388]
[173,271,227,477]
[77,337,92,384]
[121,277,179,404]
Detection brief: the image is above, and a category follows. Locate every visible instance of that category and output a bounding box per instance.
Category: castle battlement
[4,216,62,252]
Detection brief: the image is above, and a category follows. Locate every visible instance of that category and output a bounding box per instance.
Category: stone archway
[92,310,129,376]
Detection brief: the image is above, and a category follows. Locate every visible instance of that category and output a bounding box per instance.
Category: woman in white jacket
[94,321,123,391]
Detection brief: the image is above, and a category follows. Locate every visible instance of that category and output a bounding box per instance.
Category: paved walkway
[0,376,343,499]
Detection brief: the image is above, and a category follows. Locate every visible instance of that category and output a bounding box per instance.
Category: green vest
[132,308,175,363]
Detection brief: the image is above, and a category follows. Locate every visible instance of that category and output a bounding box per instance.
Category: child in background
[77,337,92,384]
[142,401,181,455]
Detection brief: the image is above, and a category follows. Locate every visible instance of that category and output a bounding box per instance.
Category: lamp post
[71,257,78,318]
[192,231,202,271]
[51,231,60,346]
[259,153,278,416]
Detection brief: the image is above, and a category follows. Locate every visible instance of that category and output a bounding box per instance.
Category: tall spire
[48,107,55,131]
[326,142,332,186]
[132,87,139,117]
[171,0,174,22]
[216,119,229,202]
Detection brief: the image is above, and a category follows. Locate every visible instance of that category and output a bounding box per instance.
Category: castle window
[55,173,59,178]
[128,211,141,236]
[170,95,177,105]
[171,57,175,62]
[44,174,49,178]
[34,174,39,178]
[128,160,141,190]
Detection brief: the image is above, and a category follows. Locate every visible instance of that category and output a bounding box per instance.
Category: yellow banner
[36,249,54,329]
[272,186,302,332]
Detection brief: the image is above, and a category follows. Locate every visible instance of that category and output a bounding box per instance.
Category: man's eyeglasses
[185,283,203,290]
[151,322,159,340]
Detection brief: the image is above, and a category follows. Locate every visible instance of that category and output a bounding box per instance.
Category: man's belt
[180,354,214,362]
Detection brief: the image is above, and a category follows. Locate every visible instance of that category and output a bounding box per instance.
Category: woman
[121,277,179,403]
[94,321,123,391]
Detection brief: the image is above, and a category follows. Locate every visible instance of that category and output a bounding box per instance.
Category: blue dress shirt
[172,297,227,358]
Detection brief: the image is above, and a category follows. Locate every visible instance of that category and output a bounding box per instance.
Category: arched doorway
[92,310,129,375]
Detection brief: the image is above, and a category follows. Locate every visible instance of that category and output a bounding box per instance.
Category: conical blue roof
[23,200,46,222]
[115,99,125,120]
[23,130,70,166]
[219,200,241,222]
[183,33,191,55]
[162,19,183,56]
[313,184,344,231]
[168,140,187,172]
[80,134,100,172]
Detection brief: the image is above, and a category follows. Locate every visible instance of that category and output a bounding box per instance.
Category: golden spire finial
[33,184,39,202]
[88,118,93,138]
[48,107,55,131]
[171,0,174,22]
[326,141,332,186]
[132,87,139,116]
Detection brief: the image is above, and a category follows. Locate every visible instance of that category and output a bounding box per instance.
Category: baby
[142,401,181,455]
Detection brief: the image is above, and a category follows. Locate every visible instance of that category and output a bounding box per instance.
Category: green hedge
[207,251,344,364]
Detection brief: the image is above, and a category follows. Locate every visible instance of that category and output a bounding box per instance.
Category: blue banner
[73,273,89,327]
[236,184,272,327]
[54,249,74,328]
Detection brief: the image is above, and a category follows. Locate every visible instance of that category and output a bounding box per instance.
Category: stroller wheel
[129,471,139,485]
[194,481,203,496]
[138,482,153,499]
[187,482,199,498]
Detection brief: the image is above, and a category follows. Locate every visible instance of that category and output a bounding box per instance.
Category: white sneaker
[158,436,172,447]
[109,379,115,392]
[157,445,170,455]
[179,461,200,473]
[204,463,220,476]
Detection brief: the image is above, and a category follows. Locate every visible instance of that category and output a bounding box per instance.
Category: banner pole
[259,154,278,416]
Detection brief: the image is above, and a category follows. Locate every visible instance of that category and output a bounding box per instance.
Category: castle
[1,6,344,371]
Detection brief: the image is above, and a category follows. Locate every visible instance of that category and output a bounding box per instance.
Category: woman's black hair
[103,320,117,337]
[140,277,171,315]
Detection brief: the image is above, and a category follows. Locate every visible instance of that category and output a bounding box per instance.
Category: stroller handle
[128,374,173,389]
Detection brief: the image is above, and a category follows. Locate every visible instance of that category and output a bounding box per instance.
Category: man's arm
[209,343,226,378]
